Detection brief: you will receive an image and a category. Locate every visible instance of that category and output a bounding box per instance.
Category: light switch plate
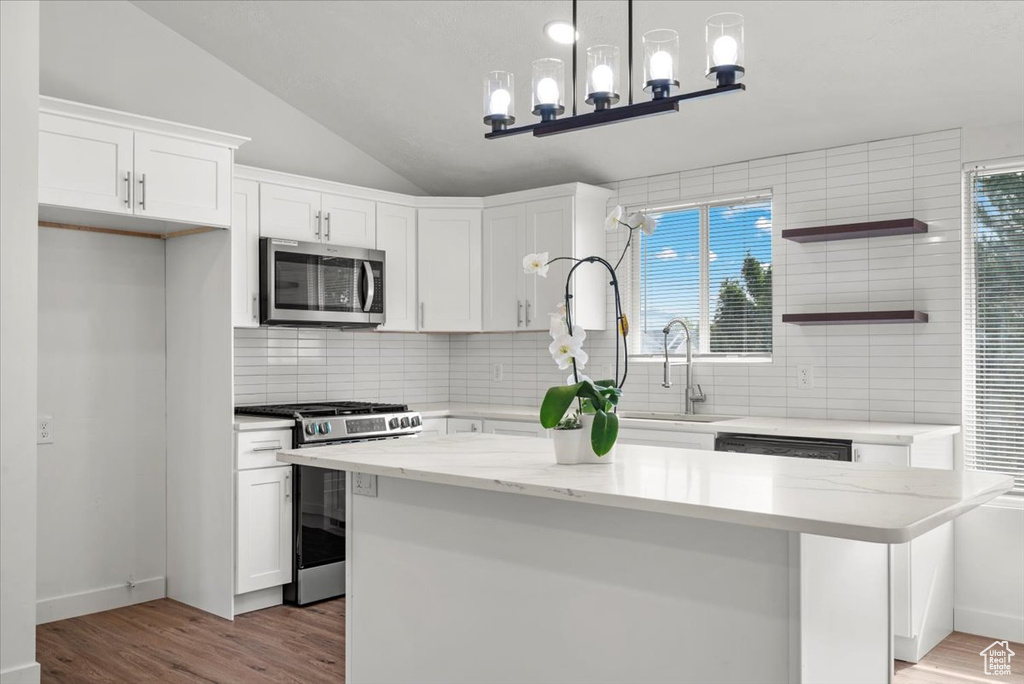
[37,414,54,444]
[352,473,377,497]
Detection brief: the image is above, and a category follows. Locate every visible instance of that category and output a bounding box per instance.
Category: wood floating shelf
[782,310,929,325]
[782,218,928,243]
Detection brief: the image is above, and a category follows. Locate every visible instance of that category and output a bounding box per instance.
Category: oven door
[261,238,385,327]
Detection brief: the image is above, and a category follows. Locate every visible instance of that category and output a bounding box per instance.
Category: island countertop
[277,434,1011,544]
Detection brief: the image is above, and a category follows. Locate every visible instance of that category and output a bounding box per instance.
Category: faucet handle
[690,384,707,402]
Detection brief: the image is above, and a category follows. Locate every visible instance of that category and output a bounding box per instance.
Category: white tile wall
[448,129,962,425]
[234,328,451,406]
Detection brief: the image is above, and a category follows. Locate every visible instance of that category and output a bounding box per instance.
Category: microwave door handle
[361,261,374,313]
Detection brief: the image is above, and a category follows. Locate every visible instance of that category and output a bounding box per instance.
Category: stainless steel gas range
[235,401,422,605]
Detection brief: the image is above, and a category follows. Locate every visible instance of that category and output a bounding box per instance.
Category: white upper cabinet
[481,186,611,333]
[418,208,482,332]
[322,193,376,248]
[482,203,526,331]
[38,97,247,229]
[231,179,260,328]
[39,114,134,215]
[133,132,233,226]
[376,203,418,331]
[259,183,322,242]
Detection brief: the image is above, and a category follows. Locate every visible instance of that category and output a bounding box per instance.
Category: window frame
[962,159,1024,497]
[628,190,773,362]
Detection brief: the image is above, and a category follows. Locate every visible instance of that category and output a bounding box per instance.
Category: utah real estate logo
[979,640,1015,677]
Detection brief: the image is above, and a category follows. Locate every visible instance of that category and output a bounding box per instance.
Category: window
[964,165,1024,495]
[632,194,772,358]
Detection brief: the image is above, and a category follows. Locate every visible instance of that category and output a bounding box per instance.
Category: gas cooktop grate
[236,401,409,418]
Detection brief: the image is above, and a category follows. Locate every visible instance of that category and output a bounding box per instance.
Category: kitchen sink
[618,411,733,424]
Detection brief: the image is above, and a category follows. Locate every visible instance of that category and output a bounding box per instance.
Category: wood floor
[37,598,1019,683]
[37,598,345,683]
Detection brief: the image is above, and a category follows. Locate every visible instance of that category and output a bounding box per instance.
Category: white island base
[277,434,1011,684]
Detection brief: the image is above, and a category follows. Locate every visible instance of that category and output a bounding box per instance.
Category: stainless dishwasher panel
[715,433,853,461]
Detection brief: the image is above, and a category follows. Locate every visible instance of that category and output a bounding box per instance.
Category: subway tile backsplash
[235,129,962,425]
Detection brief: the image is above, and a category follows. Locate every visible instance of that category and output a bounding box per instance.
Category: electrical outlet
[352,473,378,497]
[492,363,504,382]
[797,365,814,390]
[37,414,54,444]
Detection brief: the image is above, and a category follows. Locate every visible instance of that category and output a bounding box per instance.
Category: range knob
[400,416,410,429]
[305,422,318,436]
[411,415,421,427]
[389,417,400,430]
[319,421,332,435]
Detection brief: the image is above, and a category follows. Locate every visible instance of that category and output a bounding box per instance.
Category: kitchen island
[277,434,1012,684]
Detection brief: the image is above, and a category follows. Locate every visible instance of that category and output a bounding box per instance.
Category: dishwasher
[714,433,853,461]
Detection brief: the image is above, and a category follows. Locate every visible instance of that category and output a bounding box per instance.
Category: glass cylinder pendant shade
[706,13,745,86]
[643,29,679,99]
[483,71,516,131]
[586,45,620,110]
[532,58,565,121]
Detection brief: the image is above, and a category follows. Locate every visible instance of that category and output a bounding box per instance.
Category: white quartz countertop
[415,403,960,445]
[277,434,1010,544]
[234,414,296,431]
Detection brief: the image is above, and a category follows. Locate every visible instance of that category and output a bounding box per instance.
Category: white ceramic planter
[552,427,583,465]
[579,414,616,464]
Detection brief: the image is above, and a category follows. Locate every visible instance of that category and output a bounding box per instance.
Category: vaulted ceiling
[133,0,1024,196]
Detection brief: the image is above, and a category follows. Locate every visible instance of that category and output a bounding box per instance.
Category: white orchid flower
[638,213,658,236]
[548,327,588,370]
[522,252,550,277]
[566,372,593,386]
[604,205,625,232]
[549,313,567,340]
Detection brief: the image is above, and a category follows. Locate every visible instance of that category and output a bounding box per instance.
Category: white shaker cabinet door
[524,196,572,331]
[417,418,448,440]
[133,132,233,226]
[482,419,547,438]
[417,208,482,332]
[376,203,418,331]
[447,418,483,434]
[482,203,526,332]
[231,179,261,328]
[38,113,134,214]
[259,183,321,242]
[236,466,293,594]
[322,193,377,248]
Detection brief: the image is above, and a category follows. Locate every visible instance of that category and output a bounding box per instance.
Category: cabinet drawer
[236,429,292,470]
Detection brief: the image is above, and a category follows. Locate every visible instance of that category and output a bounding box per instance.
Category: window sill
[629,354,773,364]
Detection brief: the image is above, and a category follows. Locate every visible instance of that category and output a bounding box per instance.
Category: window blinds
[964,167,1024,494]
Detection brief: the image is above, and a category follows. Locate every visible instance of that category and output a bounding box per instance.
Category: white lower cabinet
[617,428,715,451]
[482,419,548,438]
[448,418,483,434]
[418,418,448,440]
[235,465,293,595]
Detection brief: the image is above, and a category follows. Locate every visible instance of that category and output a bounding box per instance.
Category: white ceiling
[132,0,1024,196]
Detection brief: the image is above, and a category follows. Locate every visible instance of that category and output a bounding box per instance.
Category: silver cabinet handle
[284,471,292,500]
[420,302,425,328]
[315,211,322,241]
[517,300,523,327]
[471,423,478,432]
[252,294,258,322]
[251,444,283,452]
[361,261,374,313]
[138,173,146,210]
[525,300,532,326]
[124,172,131,207]
[325,212,331,242]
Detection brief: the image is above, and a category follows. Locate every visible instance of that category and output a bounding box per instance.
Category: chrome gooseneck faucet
[662,319,707,415]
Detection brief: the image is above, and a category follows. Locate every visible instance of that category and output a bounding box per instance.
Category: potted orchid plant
[523,207,656,464]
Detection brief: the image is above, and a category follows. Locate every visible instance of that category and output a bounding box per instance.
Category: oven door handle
[361,261,374,313]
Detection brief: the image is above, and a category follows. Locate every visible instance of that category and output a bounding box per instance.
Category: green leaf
[540,383,582,428]
[576,382,608,412]
[594,379,617,388]
[590,411,619,456]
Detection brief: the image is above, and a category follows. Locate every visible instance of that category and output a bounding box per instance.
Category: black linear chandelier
[482,0,745,140]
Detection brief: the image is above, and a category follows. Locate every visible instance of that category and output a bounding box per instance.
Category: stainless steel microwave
[260,238,385,328]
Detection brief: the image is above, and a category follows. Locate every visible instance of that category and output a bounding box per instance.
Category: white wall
[39,0,423,196]
[0,1,40,681]
[452,130,964,426]
[234,328,450,406]
[953,120,1024,643]
[36,229,167,623]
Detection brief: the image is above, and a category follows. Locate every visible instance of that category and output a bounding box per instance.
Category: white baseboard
[955,606,1024,643]
[0,661,41,684]
[36,576,165,625]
